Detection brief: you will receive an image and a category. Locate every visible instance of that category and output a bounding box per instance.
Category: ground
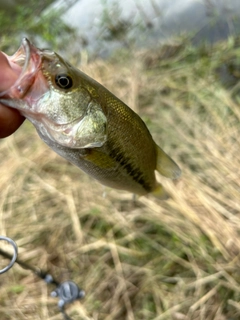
[0,38,240,320]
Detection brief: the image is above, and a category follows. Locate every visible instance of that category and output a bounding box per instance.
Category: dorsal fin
[156,145,181,179]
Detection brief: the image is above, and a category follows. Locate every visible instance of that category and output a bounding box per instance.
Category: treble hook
[0,235,85,320]
[0,236,18,274]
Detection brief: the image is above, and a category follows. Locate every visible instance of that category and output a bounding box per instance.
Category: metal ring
[0,236,18,274]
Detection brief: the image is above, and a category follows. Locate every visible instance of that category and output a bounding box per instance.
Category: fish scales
[0,38,181,198]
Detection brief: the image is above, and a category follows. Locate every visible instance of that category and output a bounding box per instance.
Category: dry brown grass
[0,39,240,319]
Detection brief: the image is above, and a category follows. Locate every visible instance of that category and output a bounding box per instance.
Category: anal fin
[152,183,169,200]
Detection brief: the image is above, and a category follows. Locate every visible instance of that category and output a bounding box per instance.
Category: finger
[0,104,25,138]
[0,52,19,90]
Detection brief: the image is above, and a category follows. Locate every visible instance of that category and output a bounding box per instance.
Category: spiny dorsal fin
[156,145,181,179]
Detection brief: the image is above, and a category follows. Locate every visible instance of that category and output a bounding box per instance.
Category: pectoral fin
[156,145,181,179]
[82,149,116,169]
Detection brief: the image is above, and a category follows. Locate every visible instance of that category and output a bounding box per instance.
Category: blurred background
[1,0,240,58]
[0,1,240,319]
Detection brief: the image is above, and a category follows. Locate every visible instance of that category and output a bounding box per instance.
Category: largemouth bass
[0,38,181,198]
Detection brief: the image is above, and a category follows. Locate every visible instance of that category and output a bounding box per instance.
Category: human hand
[0,51,25,138]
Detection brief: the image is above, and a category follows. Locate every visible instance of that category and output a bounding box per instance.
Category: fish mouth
[0,38,42,99]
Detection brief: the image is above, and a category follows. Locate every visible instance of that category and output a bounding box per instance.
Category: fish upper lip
[0,38,42,99]
[11,38,30,67]
[15,38,32,77]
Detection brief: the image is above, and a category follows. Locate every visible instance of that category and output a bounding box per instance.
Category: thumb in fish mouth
[0,51,25,138]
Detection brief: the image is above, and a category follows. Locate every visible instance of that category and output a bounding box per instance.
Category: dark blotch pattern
[109,146,152,192]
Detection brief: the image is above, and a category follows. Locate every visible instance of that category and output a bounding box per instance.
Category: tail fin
[156,145,181,179]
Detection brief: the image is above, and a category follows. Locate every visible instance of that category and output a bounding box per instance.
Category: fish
[0,38,181,198]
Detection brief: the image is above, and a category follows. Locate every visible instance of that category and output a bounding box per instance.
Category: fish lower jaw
[35,114,107,150]
[35,118,82,149]
[41,124,106,150]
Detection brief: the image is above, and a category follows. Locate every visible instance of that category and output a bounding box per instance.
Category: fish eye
[55,74,73,89]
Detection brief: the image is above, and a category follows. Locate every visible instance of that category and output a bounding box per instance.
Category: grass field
[0,37,240,320]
